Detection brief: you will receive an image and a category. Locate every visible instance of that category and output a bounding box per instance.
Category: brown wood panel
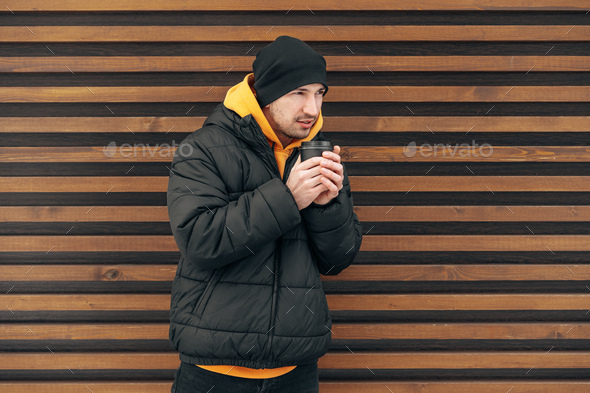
[356,206,590,222]
[2,56,588,73]
[327,294,590,311]
[1,26,587,42]
[4,146,590,163]
[2,323,589,341]
[3,234,590,252]
[2,382,590,393]
[351,176,590,192]
[0,236,177,252]
[0,352,589,370]
[362,235,590,252]
[4,205,590,222]
[3,264,590,282]
[341,146,590,162]
[0,117,205,133]
[1,116,588,133]
[2,86,587,103]
[0,265,175,281]
[319,352,590,369]
[4,294,589,311]
[6,0,590,11]
[4,176,590,192]
[0,206,169,222]
[322,265,590,281]
[331,323,590,340]
[0,323,168,340]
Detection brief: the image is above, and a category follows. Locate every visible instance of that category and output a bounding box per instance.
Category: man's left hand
[313,145,344,205]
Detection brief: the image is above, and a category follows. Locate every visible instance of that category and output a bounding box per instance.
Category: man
[167,35,363,393]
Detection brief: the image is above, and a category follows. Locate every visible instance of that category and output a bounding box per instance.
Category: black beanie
[253,36,328,107]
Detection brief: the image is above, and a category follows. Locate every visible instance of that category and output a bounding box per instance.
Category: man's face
[263,83,326,144]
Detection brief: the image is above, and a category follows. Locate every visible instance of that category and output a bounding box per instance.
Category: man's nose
[303,94,320,117]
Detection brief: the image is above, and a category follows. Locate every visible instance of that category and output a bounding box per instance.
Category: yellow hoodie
[196,73,324,379]
[222,73,324,178]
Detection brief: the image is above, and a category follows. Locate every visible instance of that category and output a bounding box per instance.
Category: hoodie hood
[223,73,323,178]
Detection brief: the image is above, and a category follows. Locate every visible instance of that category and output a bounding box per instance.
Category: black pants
[171,362,319,393]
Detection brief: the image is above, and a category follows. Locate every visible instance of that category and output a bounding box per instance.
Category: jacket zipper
[262,239,281,367]
[260,148,299,367]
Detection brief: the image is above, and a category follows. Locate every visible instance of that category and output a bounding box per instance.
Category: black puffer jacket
[167,103,363,369]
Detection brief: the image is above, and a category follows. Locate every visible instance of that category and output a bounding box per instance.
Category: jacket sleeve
[300,164,363,275]
[167,135,302,271]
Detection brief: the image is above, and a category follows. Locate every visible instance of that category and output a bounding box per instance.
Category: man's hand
[286,145,344,210]
[313,145,344,206]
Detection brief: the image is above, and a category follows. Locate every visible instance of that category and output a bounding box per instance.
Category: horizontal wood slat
[3,176,590,192]
[3,323,589,340]
[1,117,586,133]
[3,206,590,222]
[3,294,589,311]
[6,0,590,11]
[2,56,589,73]
[2,382,590,393]
[1,26,588,42]
[2,264,590,282]
[3,86,587,103]
[2,146,590,162]
[1,352,589,370]
[3,235,590,252]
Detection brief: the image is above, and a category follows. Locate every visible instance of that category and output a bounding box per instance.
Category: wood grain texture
[2,56,588,73]
[0,116,588,133]
[2,86,587,103]
[2,264,590,282]
[6,0,590,11]
[4,205,590,222]
[0,351,589,370]
[3,234,590,252]
[1,26,587,42]
[3,146,590,162]
[3,294,589,311]
[2,322,589,340]
[4,176,590,192]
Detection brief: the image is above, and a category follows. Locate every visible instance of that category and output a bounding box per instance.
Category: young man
[167,35,363,393]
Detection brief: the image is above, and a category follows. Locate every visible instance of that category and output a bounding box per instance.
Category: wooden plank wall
[1,1,589,392]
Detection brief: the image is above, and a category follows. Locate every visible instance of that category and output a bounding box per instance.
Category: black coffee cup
[300,140,332,161]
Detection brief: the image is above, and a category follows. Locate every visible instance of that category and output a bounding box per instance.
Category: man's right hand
[286,155,329,210]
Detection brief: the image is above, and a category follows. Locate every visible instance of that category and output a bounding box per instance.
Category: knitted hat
[253,36,328,107]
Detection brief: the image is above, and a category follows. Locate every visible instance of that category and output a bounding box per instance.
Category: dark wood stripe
[1,102,587,117]
[1,339,589,352]
[2,281,590,294]
[2,221,590,235]
[4,132,590,147]
[0,222,172,235]
[0,192,166,206]
[2,250,586,266]
[6,367,589,381]
[0,309,587,323]
[4,192,590,206]
[2,42,586,56]
[0,252,179,264]
[3,72,588,87]
[3,11,587,26]
[5,162,590,177]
